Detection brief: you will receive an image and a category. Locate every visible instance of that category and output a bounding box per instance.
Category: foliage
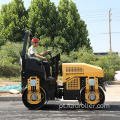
[40,35,52,49]
[0,15,5,46]
[53,36,68,53]
[0,42,22,77]
[77,47,94,64]
[39,35,67,53]
[0,33,5,47]
[93,55,120,81]
[0,76,21,82]
[0,0,28,42]
[57,0,92,53]
[28,0,58,39]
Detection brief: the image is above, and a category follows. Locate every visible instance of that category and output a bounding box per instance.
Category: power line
[80,8,120,14]
[112,16,120,18]
[82,17,108,20]
[100,32,120,34]
[112,19,120,21]
[80,9,109,13]
[81,15,108,18]
[83,19,108,23]
[80,8,120,21]
[111,8,120,11]
[81,13,108,16]
[80,10,108,23]
[80,10,120,23]
[89,32,120,35]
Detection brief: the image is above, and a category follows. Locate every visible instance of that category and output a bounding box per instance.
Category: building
[94,52,119,56]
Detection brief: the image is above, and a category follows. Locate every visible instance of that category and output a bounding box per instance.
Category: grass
[0,76,21,82]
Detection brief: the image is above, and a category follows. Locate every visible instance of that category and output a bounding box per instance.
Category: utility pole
[109,9,112,55]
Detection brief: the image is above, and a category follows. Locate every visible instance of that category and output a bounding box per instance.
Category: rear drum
[80,87,105,108]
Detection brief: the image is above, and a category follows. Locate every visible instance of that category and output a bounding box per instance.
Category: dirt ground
[0,79,20,87]
[0,79,21,97]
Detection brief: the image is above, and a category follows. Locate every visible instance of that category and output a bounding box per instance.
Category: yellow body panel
[27,76,41,104]
[62,63,104,83]
[66,77,80,90]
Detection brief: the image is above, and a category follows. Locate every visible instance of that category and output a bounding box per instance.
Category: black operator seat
[25,53,43,72]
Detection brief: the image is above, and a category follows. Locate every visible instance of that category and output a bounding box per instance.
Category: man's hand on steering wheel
[43,57,47,61]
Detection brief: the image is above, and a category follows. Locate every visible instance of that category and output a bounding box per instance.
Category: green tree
[53,36,67,52]
[40,35,52,48]
[0,0,28,42]
[39,35,67,53]
[28,0,58,40]
[0,15,5,46]
[58,0,92,53]
[0,33,5,47]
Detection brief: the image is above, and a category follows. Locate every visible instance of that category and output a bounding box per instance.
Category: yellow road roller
[20,30,105,109]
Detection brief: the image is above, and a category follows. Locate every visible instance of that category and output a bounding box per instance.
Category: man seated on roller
[28,38,51,78]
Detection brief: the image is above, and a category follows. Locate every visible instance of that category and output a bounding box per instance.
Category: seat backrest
[25,53,29,59]
[25,59,43,72]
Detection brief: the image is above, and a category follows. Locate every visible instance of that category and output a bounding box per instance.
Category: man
[28,38,51,78]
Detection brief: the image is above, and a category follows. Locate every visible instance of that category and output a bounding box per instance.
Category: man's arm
[39,50,51,56]
[33,53,47,60]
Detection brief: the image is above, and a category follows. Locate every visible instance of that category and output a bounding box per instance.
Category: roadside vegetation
[0,0,120,81]
[0,41,120,81]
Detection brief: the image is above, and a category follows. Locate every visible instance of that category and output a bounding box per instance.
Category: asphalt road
[0,101,120,120]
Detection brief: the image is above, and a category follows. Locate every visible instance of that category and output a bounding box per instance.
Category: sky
[0,0,120,54]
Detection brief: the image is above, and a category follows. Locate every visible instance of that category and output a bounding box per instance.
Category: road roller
[20,30,106,109]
